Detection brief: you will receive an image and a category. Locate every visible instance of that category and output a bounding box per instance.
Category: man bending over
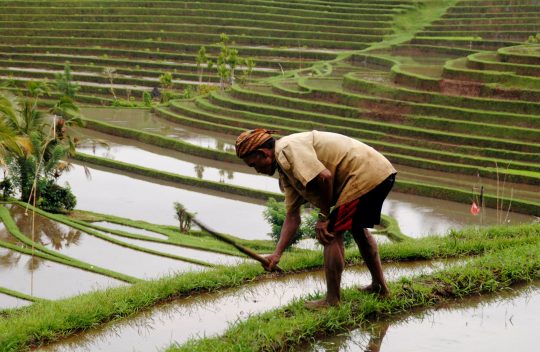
[236,129,396,308]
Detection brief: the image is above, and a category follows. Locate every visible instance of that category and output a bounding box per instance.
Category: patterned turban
[235,128,277,158]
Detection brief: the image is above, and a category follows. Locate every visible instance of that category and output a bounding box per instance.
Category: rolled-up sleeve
[279,176,305,213]
[281,143,325,187]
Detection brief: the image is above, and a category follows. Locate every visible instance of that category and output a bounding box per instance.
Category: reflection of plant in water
[194,165,205,179]
[226,170,234,180]
[0,248,22,269]
[219,169,225,183]
[25,255,42,271]
[10,206,81,250]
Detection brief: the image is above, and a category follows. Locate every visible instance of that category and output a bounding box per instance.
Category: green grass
[0,223,538,351]
[169,241,540,351]
[368,0,459,51]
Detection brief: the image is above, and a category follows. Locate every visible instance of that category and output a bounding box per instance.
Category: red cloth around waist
[329,198,360,232]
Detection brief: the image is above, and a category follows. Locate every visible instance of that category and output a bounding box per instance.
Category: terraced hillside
[0,0,538,215]
[0,0,408,102]
[1,1,540,352]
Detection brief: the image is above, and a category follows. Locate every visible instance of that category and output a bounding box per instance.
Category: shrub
[38,181,77,212]
[173,202,194,233]
[0,178,14,200]
[263,198,353,247]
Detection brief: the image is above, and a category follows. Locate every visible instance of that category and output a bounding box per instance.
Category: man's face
[242,149,276,176]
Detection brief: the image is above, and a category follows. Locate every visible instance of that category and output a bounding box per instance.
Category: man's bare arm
[312,169,334,245]
[265,207,301,270]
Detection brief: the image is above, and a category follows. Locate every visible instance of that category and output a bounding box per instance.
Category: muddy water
[0,293,32,310]
[305,283,540,352]
[58,164,272,240]
[6,205,204,279]
[103,233,248,266]
[74,128,280,193]
[38,260,455,352]
[81,107,236,153]
[0,247,124,300]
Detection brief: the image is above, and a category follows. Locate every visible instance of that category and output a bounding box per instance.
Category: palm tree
[0,88,73,204]
[0,91,32,167]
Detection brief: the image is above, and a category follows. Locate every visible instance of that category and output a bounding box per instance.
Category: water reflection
[74,132,279,193]
[4,204,204,279]
[7,205,82,251]
[80,107,235,152]
[38,260,457,352]
[58,164,272,240]
[0,247,124,300]
[306,283,539,352]
[383,192,535,238]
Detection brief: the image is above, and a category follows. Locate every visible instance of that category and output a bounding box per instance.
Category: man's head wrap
[235,128,277,158]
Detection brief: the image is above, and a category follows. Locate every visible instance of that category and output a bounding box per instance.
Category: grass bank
[170,241,540,351]
[0,223,537,351]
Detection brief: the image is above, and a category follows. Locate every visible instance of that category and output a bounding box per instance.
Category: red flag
[470,201,480,216]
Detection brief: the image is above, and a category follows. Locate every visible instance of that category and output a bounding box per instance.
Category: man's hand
[315,220,334,245]
[263,252,281,271]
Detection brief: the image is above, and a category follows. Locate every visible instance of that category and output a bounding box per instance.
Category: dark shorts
[329,173,396,232]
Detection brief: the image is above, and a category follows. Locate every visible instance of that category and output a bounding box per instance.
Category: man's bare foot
[358,284,390,298]
[304,298,339,310]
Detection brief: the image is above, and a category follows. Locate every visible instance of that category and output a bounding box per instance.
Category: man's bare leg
[305,232,345,308]
[353,228,389,296]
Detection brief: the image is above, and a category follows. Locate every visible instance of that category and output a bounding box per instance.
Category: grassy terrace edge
[169,241,540,351]
[0,223,538,351]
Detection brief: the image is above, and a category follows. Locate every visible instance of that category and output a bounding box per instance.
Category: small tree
[159,72,174,102]
[174,202,194,233]
[54,63,79,99]
[239,57,256,86]
[142,91,152,107]
[525,33,540,44]
[159,72,174,90]
[216,62,230,91]
[196,46,208,84]
[102,67,118,100]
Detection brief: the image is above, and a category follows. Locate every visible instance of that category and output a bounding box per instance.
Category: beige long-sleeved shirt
[275,131,396,212]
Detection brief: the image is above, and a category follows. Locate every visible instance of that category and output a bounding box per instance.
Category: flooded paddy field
[0,246,124,301]
[0,293,32,310]
[5,204,204,279]
[69,111,536,241]
[81,107,236,153]
[74,128,280,193]
[91,221,167,239]
[58,164,272,240]
[102,232,247,266]
[37,260,456,352]
[305,282,540,352]
[59,162,535,241]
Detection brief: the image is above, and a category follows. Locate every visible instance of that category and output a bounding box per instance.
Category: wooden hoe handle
[192,219,284,273]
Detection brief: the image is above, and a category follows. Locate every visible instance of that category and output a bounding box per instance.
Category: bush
[263,198,353,247]
[197,84,219,96]
[38,181,77,212]
[0,178,14,200]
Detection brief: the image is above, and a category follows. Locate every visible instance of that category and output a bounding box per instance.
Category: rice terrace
[0,0,539,351]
